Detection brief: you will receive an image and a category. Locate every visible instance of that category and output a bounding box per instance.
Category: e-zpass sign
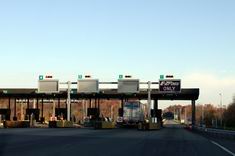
[159,79,181,93]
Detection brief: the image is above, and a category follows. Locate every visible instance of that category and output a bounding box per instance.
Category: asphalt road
[0,121,234,156]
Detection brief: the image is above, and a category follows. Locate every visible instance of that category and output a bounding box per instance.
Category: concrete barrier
[3,121,30,128]
[49,121,74,128]
[94,121,115,129]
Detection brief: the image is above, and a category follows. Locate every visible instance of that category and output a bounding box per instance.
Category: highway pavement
[0,120,234,156]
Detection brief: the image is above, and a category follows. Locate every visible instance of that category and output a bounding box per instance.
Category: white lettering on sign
[160,81,180,86]
[159,80,181,93]
[163,86,176,91]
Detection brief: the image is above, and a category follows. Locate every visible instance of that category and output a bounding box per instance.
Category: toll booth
[0,109,11,121]
[0,79,200,128]
[55,108,67,120]
[87,108,100,118]
[118,108,123,117]
[151,109,163,126]
[26,109,40,122]
[86,108,100,126]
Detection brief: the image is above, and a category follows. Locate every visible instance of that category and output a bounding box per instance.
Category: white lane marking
[210,140,235,156]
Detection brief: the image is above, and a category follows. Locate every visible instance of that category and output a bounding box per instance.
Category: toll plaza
[0,75,199,129]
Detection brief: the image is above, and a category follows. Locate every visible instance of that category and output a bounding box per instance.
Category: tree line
[163,95,235,129]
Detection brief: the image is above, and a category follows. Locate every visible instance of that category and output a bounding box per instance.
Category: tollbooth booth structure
[0,75,199,126]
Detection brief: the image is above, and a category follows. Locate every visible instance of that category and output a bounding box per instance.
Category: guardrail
[193,126,235,140]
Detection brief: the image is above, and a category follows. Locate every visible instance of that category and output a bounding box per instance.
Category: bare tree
[223,95,235,128]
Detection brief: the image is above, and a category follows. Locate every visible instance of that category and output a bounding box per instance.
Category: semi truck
[117,101,145,127]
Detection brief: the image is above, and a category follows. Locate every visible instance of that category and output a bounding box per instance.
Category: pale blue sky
[0,0,234,107]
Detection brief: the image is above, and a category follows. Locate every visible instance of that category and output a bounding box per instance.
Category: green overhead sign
[160,75,164,80]
[119,75,123,79]
[39,75,44,80]
[78,75,83,79]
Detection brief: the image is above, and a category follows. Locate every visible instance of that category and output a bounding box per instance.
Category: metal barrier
[193,126,235,140]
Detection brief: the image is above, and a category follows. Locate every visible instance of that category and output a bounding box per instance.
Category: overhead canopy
[0,88,199,101]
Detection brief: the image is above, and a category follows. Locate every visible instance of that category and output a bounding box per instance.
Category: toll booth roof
[0,88,199,101]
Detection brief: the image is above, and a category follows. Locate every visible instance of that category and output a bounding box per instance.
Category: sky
[0,0,234,108]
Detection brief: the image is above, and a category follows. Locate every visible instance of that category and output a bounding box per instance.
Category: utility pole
[174,107,176,120]
[147,81,151,121]
[33,99,36,109]
[184,106,187,124]
[20,100,24,121]
[67,81,71,121]
[111,105,113,120]
[219,93,223,127]
[82,100,85,122]
[52,100,55,120]
[201,104,204,126]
